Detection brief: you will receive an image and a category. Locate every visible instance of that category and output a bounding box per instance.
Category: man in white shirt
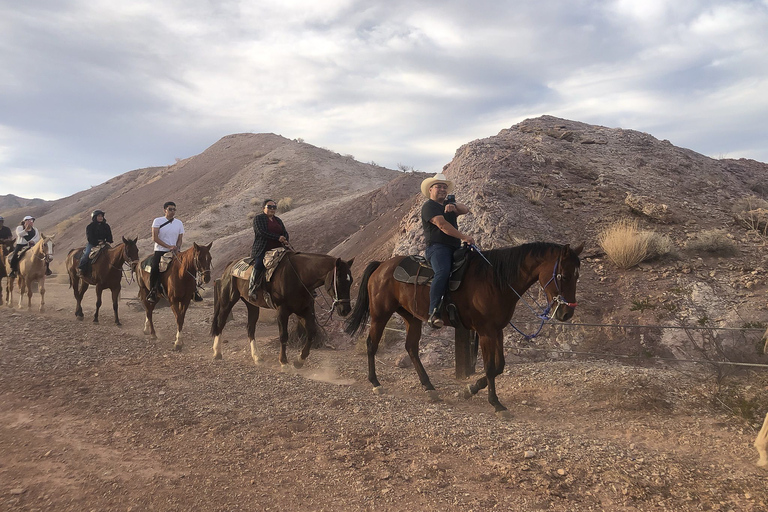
[146,201,184,303]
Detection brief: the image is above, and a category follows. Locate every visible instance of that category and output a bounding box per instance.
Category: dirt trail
[1,281,767,511]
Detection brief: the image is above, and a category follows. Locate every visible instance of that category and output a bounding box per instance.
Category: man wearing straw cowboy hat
[420,171,474,328]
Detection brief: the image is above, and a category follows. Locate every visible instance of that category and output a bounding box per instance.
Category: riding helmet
[91,209,105,221]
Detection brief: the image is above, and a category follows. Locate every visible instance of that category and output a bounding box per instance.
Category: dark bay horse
[211,252,354,368]
[65,237,140,325]
[6,234,55,312]
[0,244,8,306]
[345,242,583,416]
[137,242,213,350]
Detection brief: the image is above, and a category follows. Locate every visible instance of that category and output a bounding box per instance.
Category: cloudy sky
[2,0,767,200]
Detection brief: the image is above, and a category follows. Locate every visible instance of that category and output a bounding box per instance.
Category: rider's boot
[146,288,158,304]
[427,309,444,329]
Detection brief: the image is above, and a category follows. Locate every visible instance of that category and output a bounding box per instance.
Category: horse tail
[344,260,381,336]
[210,278,223,336]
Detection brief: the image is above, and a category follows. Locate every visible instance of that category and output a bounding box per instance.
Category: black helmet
[92,209,105,221]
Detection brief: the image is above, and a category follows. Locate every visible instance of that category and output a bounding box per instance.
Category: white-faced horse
[6,234,55,311]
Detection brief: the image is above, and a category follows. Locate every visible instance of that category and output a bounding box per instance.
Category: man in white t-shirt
[146,201,184,303]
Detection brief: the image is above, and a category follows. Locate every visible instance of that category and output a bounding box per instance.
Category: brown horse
[6,234,56,311]
[211,252,354,368]
[65,237,140,325]
[345,242,583,416]
[137,242,213,350]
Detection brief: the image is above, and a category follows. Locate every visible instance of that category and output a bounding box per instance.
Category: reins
[172,249,212,294]
[284,253,348,326]
[470,244,576,341]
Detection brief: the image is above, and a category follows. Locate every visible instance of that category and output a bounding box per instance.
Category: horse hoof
[293,358,305,369]
[495,409,512,420]
[426,389,441,403]
[372,386,384,395]
[93,319,99,323]
[77,316,83,321]
[214,353,222,360]
[174,345,182,352]
[115,322,122,327]
[462,385,474,400]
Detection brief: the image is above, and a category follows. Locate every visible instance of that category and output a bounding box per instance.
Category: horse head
[538,243,583,322]
[325,257,354,316]
[121,236,140,267]
[38,233,55,259]
[192,242,213,284]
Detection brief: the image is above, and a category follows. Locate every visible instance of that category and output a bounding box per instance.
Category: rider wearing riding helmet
[78,209,114,276]
[9,215,43,278]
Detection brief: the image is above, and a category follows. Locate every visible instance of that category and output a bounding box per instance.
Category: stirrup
[146,289,158,304]
[193,290,203,302]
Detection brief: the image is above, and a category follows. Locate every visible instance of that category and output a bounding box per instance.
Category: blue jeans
[426,243,454,313]
[79,243,94,270]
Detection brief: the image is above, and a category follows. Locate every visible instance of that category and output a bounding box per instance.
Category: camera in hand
[445,194,456,204]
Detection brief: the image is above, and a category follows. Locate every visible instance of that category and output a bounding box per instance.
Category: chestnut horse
[6,234,55,311]
[345,242,583,416]
[137,242,213,350]
[211,252,354,368]
[65,237,140,325]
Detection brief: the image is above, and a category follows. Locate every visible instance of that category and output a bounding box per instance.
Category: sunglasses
[266,205,277,210]
[166,207,176,211]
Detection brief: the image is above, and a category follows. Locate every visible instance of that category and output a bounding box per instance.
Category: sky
[1,0,767,200]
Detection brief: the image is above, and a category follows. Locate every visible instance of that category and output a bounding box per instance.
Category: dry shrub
[586,375,672,413]
[526,188,546,204]
[246,211,257,220]
[199,220,212,229]
[732,196,768,236]
[250,198,260,206]
[685,229,738,256]
[642,231,676,260]
[598,219,648,269]
[277,197,293,213]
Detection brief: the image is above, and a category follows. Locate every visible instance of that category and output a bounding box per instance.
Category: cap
[22,215,35,221]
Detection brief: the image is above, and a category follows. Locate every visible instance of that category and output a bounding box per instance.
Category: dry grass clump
[277,197,293,213]
[598,219,649,269]
[732,196,768,236]
[642,231,676,260]
[526,188,547,204]
[685,229,738,256]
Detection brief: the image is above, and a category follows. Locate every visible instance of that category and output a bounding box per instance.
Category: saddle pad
[141,252,174,273]
[88,242,111,261]
[230,258,253,280]
[264,247,288,282]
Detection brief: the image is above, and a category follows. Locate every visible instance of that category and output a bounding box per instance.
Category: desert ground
[2,276,768,512]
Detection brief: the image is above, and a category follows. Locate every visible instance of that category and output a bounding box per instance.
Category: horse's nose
[559,308,574,322]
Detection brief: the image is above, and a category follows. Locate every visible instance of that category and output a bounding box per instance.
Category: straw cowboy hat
[420,173,454,197]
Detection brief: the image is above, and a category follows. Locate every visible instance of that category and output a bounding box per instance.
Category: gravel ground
[1,281,767,511]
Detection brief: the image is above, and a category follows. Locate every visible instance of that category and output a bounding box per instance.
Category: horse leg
[244,301,261,364]
[294,306,318,369]
[111,286,121,326]
[465,333,509,417]
[17,276,27,309]
[211,278,240,360]
[38,277,45,313]
[6,276,13,308]
[93,285,104,323]
[171,301,189,352]
[73,279,87,320]
[365,314,391,393]
[400,310,438,401]
[140,286,157,339]
[277,306,291,367]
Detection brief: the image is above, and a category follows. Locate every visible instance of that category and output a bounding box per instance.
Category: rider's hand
[461,235,475,246]
[279,236,287,244]
[444,204,456,213]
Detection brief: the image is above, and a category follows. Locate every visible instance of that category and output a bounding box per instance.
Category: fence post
[455,326,478,379]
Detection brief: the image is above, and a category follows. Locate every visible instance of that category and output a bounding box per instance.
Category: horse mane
[469,242,565,290]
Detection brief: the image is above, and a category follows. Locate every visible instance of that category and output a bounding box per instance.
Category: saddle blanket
[88,242,110,261]
[141,252,175,273]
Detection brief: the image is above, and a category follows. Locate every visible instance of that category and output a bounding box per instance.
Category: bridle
[172,248,212,293]
[471,244,577,341]
[286,255,351,325]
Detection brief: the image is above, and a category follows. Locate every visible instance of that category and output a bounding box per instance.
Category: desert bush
[685,229,738,256]
[201,196,212,204]
[526,188,546,204]
[250,198,260,206]
[598,219,648,269]
[277,197,293,213]
[246,211,257,220]
[199,220,212,229]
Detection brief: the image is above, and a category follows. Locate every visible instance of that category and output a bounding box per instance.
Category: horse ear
[193,242,200,249]
[131,237,138,244]
[206,242,213,249]
[346,257,355,268]
[570,243,584,256]
[122,236,128,244]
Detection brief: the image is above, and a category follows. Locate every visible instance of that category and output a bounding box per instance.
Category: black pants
[149,250,167,290]
[9,244,25,272]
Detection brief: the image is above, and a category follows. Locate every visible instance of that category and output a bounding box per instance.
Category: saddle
[393,246,472,328]
[89,242,110,261]
[393,245,471,292]
[230,248,289,282]
[141,252,175,274]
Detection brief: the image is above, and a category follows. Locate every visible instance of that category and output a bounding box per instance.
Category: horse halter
[329,264,351,309]
[539,255,578,320]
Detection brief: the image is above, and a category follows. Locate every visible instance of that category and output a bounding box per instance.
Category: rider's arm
[430,216,475,245]
[176,233,183,250]
[152,227,170,250]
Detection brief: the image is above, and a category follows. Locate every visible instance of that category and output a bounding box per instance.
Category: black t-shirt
[421,199,460,247]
